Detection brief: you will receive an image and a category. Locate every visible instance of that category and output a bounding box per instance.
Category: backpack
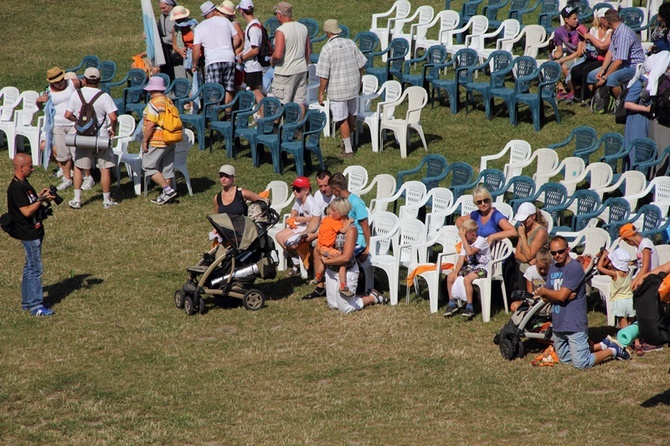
[157,97,183,144]
[590,84,613,114]
[75,89,105,136]
[614,84,629,125]
[247,23,273,67]
[652,73,670,126]
[633,272,670,346]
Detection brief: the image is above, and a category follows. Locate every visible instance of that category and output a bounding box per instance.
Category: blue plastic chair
[573,131,622,164]
[599,198,632,240]
[510,182,567,214]
[548,125,598,156]
[396,154,449,190]
[298,18,320,40]
[247,98,284,167]
[537,0,560,33]
[489,56,538,124]
[65,55,100,73]
[461,0,485,23]
[165,78,191,101]
[464,50,514,120]
[209,90,256,157]
[551,189,601,234]
[98,61,118,94]
[619,7,645,30]
[264,16,280,40]
[508,0,531,22]
[600,137,653,178]
[512,60,561,131]
[429,48,479,114]
[175,82,225,150]
[483,0,510,29]
[280,110,327,176]
[110,69,148,115]
[257,102,303,173]
[235,97,282,162]
[452,168,506,200]
[367,38,410,85]
[443,162,475,196]
[353,32,381,69]
[614,204,665,240]
[636,144,670,178]
[493,175,536,204]
[397,45,448,89]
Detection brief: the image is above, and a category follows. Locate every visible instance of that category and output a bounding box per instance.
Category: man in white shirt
[192,1,241,104]
[237,0,266,108]
[64,67,118,210]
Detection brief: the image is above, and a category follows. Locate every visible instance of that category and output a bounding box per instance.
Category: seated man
[585,9,645,101]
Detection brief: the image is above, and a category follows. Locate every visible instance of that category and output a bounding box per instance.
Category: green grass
[1,1,669,445]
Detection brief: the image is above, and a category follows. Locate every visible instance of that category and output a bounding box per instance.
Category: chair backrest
[401,181,428,207]
[112,114,137,155]
[585,162,613,193]
[538,61,561,98]
[451,49,480,85]
[379,80,404,119]
[636,204,664,234]
[434,10,461,41]
[388,39,411,74]
[486,51,515,89]
[361,75,379,96]
[520,25,547,58]
[538,182,568,211]
[539,209,554,234]
[265,16,281,39]
[422,45,449,81]
[403,86,428,124]
[283,102,303,126]
[298,18,320,40]
[370,211,400,254]
[259,97,282,129]
[502,139,532,178]
[496,175,536,203]
[492,201,514,220]
[529,148,560,181]
[305,110,326,146]
[354,31,381,54]
[458,194,478,217]
[466,15,493,49]
[201,83,226,118]
[400,5,435,38]
[343,166,369,193]
[396,218,427,264]
[428,187,455,214]
[489,239,514,276]
[631,137,658,169]
[601,197,631,226]
[649,176,670,203]
[480,169,506,195]
[571,190,601,231]
[620,7,645,28]
[445,162,474,190]
[174,129,195,163]
[0,86,20,108]
[168,78,191,100]
[98,60,117,82]
[361,174,397,207]
[266,180,290,212]
[569,227,611,257]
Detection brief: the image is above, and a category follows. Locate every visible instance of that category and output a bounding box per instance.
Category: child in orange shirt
[312,197,354,298]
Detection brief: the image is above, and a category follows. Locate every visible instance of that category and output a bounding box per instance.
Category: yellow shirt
[611,272,633,302]
[142,95,168,147]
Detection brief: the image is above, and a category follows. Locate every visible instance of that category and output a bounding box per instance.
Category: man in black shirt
[6,153,56,316]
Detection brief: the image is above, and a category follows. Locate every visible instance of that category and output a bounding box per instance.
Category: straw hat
[170,5,191,21]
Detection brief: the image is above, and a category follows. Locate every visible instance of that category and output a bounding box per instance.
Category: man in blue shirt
[536,236,628,368]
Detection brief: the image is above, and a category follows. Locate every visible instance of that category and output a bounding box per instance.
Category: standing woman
[213,164,262,216]
[456,185,516,245]
[513,202,549,289]
[170,5,198,80]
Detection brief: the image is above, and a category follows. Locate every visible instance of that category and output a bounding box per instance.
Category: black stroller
[174,202,280,315]
[494,291,553,360]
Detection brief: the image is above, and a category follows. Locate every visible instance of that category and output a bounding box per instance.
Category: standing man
[5,153,56,316]
[587,8,645,100]
[141,76,179,205]
[64,67,119,210]
[270,2,310,113]
[237,0,266,108]
[157,0,179,81]
[535,236,629,369]
[316,19,368,158]
[192,1,241,104]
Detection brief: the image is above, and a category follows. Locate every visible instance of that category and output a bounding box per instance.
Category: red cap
[292,176,311,189]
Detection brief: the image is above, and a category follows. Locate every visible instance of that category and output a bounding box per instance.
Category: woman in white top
[571,8,612,102]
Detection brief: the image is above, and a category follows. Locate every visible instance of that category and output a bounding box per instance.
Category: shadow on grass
[641,389,670,407]
[44,273,104,306]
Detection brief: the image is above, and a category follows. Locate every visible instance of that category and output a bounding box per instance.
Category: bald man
[6,153,56,316]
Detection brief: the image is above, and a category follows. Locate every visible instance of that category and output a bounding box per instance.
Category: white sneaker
[103,199,118,209]
[68,200,81,209]
[56,178,73,191]
[55,167,64,179]
[81,176,95,191]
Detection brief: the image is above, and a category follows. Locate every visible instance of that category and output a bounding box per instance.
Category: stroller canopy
[208,214,260,252]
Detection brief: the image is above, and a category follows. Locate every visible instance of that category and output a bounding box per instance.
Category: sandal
[286,267,300,277]
[635,343,645,356]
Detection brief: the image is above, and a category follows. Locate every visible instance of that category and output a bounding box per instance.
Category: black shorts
[245,71,263,90]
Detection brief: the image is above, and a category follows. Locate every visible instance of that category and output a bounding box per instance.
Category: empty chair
[355,80,403,152]
[111,114,139,194]
[510,182,568,216]
[443,162,475,196]
[428,48,480,114]
[504,24,548,58]
[551,189,602,235]
[396,154,448,190]
[412,10,461,57]
[479,139,532,179]
[109,69,148,115]
[392,5,435,59]
[562,162,613,197]
[13,116,44,166]
[175,82,224,150]
[172,129,195,196]
[451,168,506,201]
[306,64,332,137]
[592,170,646,202]
[343,165,369,193]
[399,187,454,222]
[624,176,670,216]
[483,0,512,29]
[396,45,448,88]
[511,60,562,131]
[280,110,326,177]
[353,31,381,69]
[378,86,429,158]
[355,174,396,210]
[256,102,303,174]
[369,181,427,216]
[444,15,490,56]
[241,97,283,167]
[2,90,40,160]
[370,0,412,56]
[65,55,100,73]
[504,148,559,185]
[488,56,538,124]
[533,156,585,193]
[573,131,624,165]
[476,19,521,61]
[464,50,515,120]
[548,125,598,157]
[208,90,255,157]
[492,175,536,204]
[366,38,410,85]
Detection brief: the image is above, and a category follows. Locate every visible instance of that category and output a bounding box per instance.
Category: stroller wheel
[198,296,207,314]
[184,295,196,316]
[499,338,517,360]
[517,340,526,359]
[243,289,265,311]
[174,290,186,309]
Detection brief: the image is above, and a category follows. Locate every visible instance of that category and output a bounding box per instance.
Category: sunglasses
[292,187,303,192]
[219,173,233,179]
[475,198,491,205]
[550,247,568,256]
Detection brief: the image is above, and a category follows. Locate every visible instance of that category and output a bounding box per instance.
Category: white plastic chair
[656,244,670,265]
[624,177,670,214]
[356,75,380,117]
[343,165,369,193]
[473,238,514,322]
[392,5,434,59]
[13,115,44,165]
[425,194,476,234]
[444,15,489,56]
[4,90,40,160]
[306,64,332,137]
[264,180,293,215]
[400,187,454,227]
[534,157,585,193]
[370,0,412,59]
[500,25,547,60]
[356,80,403,152]
[563,162,613,200]
[411,10,460,58]
[112,114,138,192]
[593,170,646,202]
[369,180,426,216]
[378,86,428,158]
[479,139,532,178]
[492,201,514,221]
[173,128,195,196]
[357,174,396,212]
[475,19,521,61]
[505,148,559,183]
[370,217,426,305]
[406,225,460,312]
[0,86,21,122]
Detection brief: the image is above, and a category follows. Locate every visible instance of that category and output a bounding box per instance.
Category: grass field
[1,1,670,444]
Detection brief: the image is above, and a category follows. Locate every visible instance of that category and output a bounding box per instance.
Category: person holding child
[309,198,355,298]
[456,185,516,245]
[444,219,491,320]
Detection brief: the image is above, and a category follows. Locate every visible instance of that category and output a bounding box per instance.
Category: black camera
[36,186,62,221]
[49,185,63,205]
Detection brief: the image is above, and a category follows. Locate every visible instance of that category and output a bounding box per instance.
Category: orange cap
[619,223,636,238]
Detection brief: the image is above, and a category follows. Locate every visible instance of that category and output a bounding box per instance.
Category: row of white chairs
[0,86,42,165]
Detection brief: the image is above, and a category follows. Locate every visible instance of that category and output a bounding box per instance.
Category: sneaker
[337,150,354,159]
[339,286,355,298]
[369,288,388,305]
[443,302,459,317]
[640,342,664,353]
[286,266,300,277]
[151,191,176,205]
[461,307,475,320]
[163,189,178,200]
[556,90,569,100]
[285,233,308,247]
[68,199,81,209]
[309,275,324,286]
[103,199,118,209]
[612,343,631,360]
[56,178,73,191]
[81,176,95,191]
[54,167,64,178]
[30,306,54,316]
[302,287,326,300]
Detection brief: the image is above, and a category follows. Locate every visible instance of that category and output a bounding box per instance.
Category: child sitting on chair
[310,198,355,298]
[444,219,491,320]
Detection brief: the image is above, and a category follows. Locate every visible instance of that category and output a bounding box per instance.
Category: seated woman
[572,8,611,102]
[513,202,549,291]
[316,211,387,313]
[213,164,263,216]
[456,185,516,245]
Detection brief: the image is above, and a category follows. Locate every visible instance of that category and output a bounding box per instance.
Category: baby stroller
[493,291,553,360]
[174,201,280,315]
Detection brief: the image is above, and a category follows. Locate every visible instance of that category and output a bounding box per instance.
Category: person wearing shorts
[315,19,368,157]
[141,76,179,205]
[237,0,266,109]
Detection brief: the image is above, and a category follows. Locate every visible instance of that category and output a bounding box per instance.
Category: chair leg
[398,128,408,159]
[370,122,380,153]
[415,124,428,152]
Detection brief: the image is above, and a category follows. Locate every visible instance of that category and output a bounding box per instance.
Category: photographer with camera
[5,153,59,316]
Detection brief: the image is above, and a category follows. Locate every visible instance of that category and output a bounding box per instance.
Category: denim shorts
[552,331,596,370]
